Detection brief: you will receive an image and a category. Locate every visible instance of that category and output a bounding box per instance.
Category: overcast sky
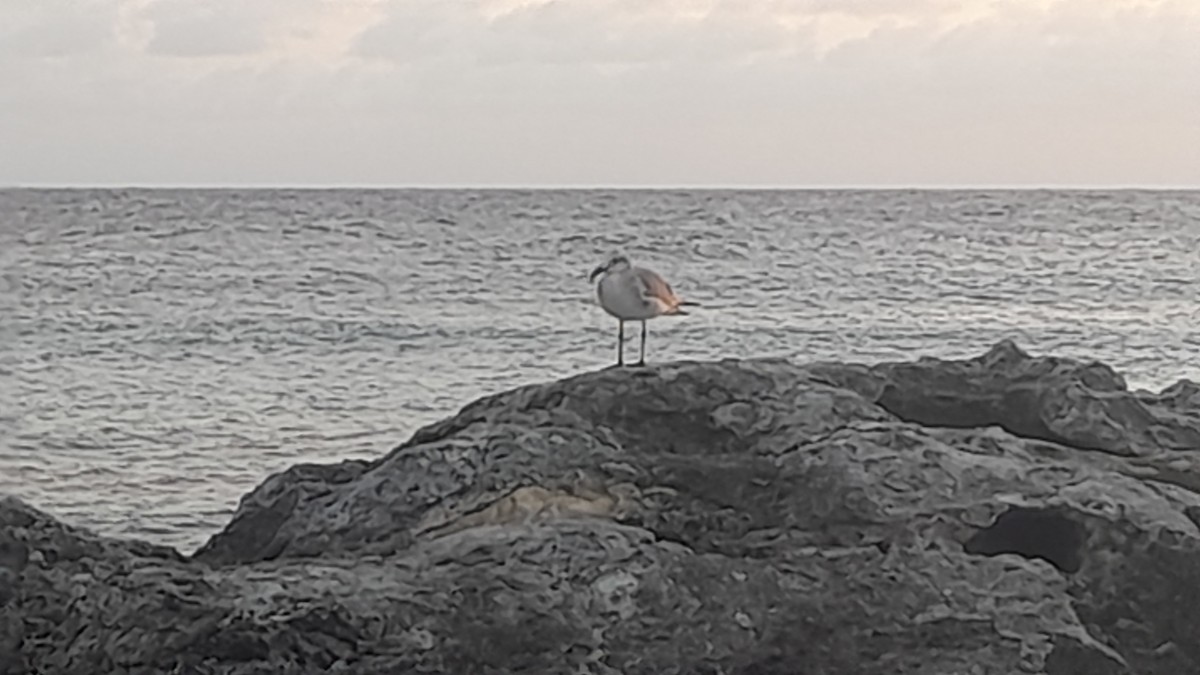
[1,0,1197,187]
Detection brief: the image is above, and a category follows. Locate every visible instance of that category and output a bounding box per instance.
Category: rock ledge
[4,341,1200,674]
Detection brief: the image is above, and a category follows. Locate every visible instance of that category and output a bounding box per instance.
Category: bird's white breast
[597,271,660,320]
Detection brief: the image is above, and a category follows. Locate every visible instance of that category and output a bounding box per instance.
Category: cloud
[140,0,276,57]
[353,0,478,65]
[353,1,812,66]
[135,0,388,61]
[0,0,124,58]
[0,0,1196,185]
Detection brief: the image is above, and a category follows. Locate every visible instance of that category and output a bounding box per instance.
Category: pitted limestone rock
[5,342,1200,674]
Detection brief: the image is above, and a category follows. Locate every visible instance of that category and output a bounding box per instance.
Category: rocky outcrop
[5,340,1200,674]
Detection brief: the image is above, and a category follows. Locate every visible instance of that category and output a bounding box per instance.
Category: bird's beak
[588,264,606,282]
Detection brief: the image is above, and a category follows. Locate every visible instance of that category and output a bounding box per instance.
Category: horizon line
[3,182,1199,191]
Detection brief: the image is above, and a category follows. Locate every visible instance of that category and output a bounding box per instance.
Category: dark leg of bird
[616,320,624,366]
[636,320,647,366]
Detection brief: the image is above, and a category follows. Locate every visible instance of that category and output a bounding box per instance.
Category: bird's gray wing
[633,267,679,305]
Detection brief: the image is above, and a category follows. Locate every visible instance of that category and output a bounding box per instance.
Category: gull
[589,254,697,367]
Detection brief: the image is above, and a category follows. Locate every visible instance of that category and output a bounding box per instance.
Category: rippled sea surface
[3,188,1199,552]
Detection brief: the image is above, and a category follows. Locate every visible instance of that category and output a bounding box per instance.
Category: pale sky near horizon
[1,0,1198,188]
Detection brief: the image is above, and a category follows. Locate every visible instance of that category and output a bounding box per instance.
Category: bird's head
[589,253,631,282]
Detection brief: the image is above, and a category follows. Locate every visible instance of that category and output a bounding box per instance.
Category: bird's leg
[616,320,625,367]
[636,320,647,366]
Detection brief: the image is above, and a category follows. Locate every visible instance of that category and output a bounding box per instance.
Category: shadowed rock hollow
[5,340,1200,674]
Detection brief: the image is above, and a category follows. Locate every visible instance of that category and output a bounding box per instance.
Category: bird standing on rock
[589,253,697,367]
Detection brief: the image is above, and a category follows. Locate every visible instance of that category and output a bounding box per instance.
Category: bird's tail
[669,300,699,316]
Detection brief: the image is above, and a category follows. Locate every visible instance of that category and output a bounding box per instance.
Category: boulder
[5,341,1200,674]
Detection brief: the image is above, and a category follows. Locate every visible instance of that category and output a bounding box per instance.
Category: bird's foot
[633,359,646,367]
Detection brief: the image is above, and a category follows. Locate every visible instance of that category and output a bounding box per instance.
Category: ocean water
[2,188,1199,553]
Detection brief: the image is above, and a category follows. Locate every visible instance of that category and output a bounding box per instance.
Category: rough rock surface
[5,340,1200,674]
